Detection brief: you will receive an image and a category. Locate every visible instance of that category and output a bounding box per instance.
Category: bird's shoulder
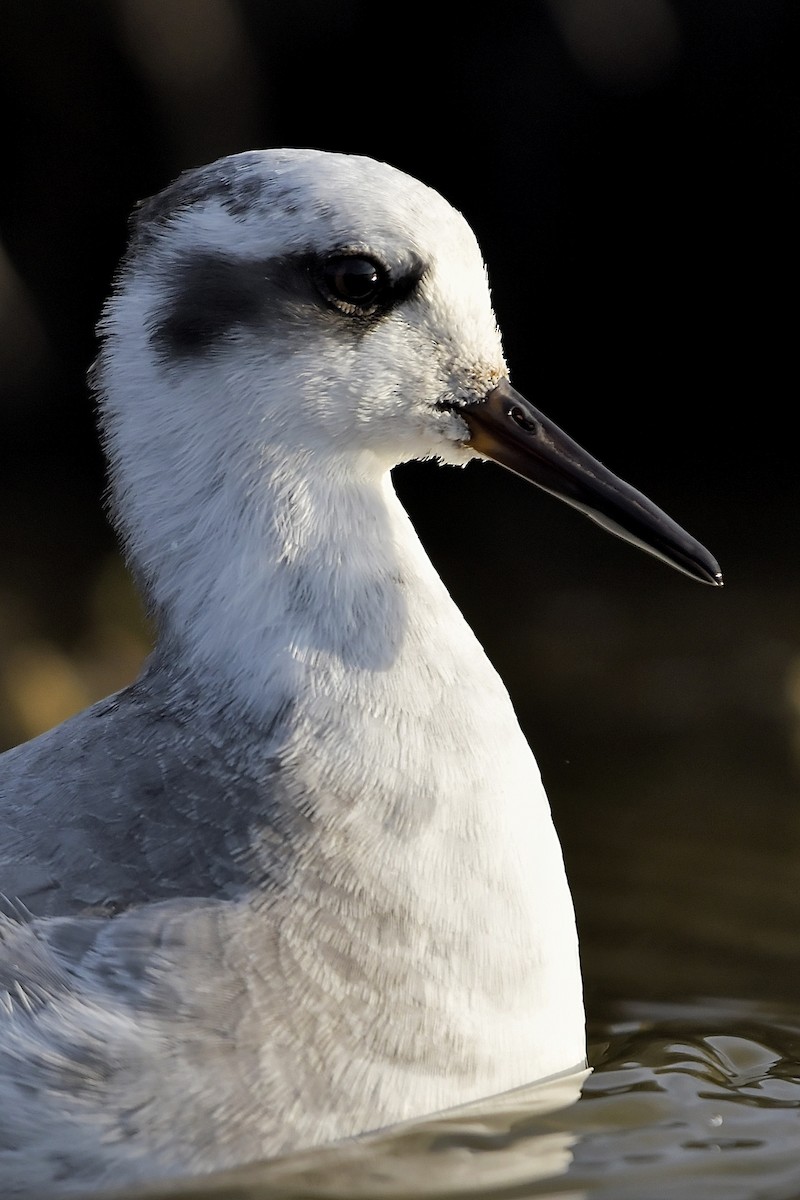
[0,673,290,918]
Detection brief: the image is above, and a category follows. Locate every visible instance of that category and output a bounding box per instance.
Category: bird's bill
[456,379,722,586]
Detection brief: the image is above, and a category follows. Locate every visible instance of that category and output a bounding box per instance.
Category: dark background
[1,0,798,1011]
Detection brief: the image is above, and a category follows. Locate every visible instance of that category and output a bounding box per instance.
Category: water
[2,469,800,1199]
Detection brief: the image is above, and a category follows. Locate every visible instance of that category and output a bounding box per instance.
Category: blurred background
[0,0,798,1013]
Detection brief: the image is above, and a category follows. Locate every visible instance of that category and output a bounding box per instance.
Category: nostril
[509,405,538,434]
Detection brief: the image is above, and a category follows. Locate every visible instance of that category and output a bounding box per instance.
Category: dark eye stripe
[150,252,267,354]
[148,249,428,359]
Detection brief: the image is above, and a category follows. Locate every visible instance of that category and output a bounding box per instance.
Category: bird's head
[95,148,721,593]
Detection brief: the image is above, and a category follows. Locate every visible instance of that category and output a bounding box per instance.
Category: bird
[0,148,722,1196]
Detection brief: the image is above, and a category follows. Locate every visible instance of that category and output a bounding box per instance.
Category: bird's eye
[318,256,388,312]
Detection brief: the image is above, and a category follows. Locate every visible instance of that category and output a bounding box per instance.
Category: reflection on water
[86,999,800,1200]
[577,999,800,1199]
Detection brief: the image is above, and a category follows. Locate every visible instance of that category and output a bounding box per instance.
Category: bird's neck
[142,455,536,850]
[146,458,450,708]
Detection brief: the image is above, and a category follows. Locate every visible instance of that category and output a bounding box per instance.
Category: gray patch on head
[128,152,310,258]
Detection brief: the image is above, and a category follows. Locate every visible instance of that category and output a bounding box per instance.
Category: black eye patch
[150,253,274,356]
[148,248,427,359]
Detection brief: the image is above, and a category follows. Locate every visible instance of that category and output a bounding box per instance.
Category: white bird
[0,148,722,1196]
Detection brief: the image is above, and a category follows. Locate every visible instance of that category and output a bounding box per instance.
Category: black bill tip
[453,380,724,588]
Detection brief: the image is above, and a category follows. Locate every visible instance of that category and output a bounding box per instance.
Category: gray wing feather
[0,661,294,918]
